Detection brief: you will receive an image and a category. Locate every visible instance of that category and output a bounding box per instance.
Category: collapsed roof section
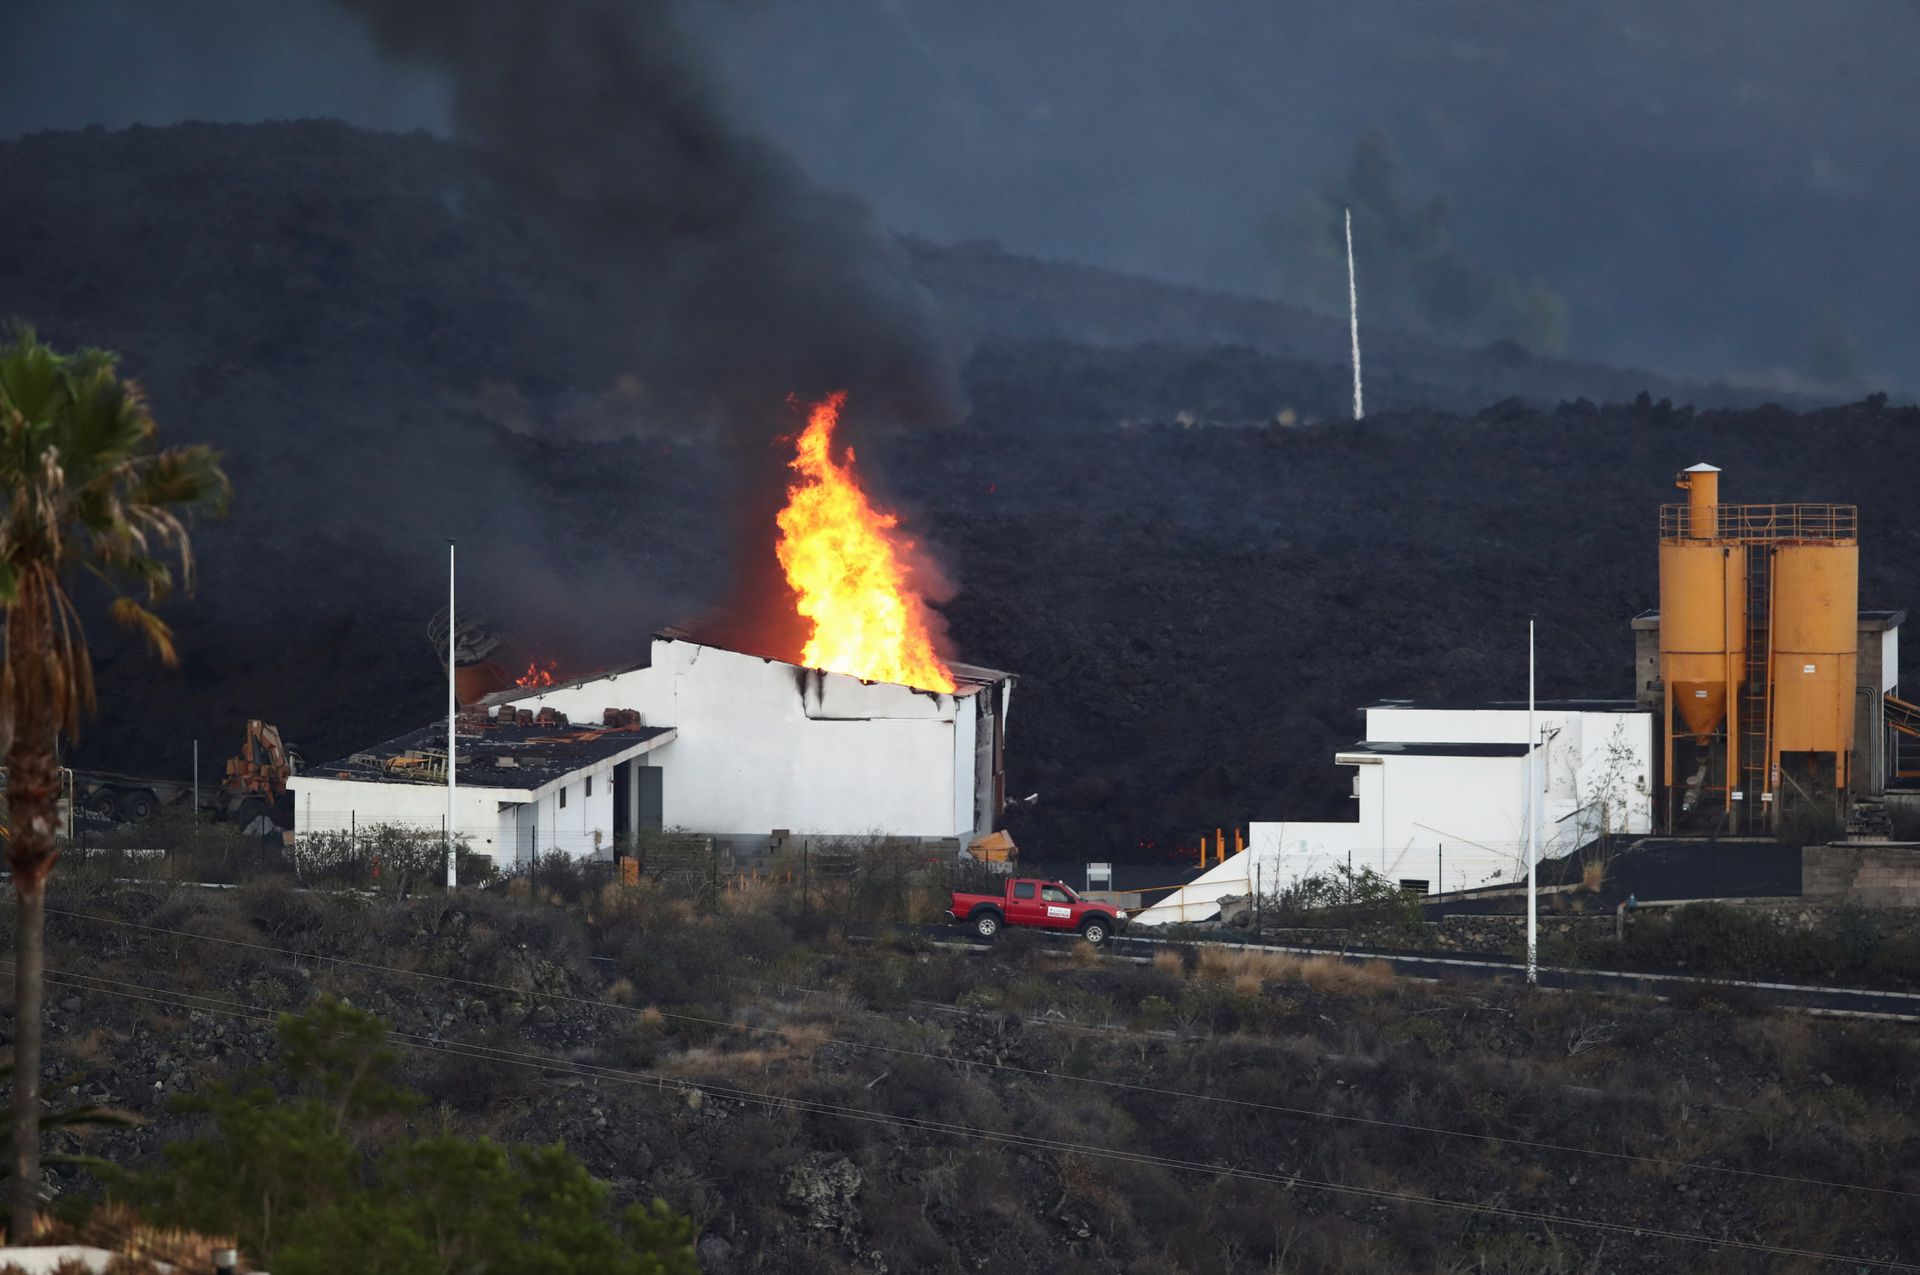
[315,719,675,794]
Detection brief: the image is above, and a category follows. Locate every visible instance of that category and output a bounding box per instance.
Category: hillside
[1,121,1914,862]
[21,870,1920,1272]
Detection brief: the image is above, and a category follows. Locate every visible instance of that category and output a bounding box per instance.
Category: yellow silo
[1658,464,1745,741]
[1771,541,1858,789]
[1654,464,1861,830]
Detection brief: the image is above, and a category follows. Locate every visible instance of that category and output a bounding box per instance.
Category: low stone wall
[1243,914,1615,956]
[1430,913,1615,953]
[1718,902,1920,941]
[1233,901,1920,960]
[1803,843,1920,906]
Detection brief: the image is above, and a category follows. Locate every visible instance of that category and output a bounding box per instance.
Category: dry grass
[660,1044,801,1077]
[1151,949,1188,977]
[1194,947,1298,985]
[60,1024,121,1067]
[1581,858,1608,892]
[37,1201,240,1273]
[605,976,638,1006]
[1296,956,1396,996]
[716,878,780,916]
[1176,946,1397,998]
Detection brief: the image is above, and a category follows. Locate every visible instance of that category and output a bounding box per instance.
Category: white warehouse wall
[292,746,656,870]
[1132,705,1654,926]
[1362,706,1654,846]
[499,636,994,842]
[287,776,519,859]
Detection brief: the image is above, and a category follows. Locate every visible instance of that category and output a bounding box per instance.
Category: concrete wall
[1360,706,1655,845]
[293,754,637,867]
[1134,705,1653,926]
[499,636,996,844]
[286,776,521,859]
[1803,842,1920,906]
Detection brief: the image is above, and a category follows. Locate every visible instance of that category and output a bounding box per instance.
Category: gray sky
[4,0,1916,389]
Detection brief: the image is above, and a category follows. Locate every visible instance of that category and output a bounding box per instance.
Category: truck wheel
[88,792,119,821]
[1080,918,1110,945]
[125,791,157,820]
[973,911,1001,939]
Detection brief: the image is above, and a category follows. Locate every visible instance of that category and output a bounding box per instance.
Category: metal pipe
[1527,618,1538,986]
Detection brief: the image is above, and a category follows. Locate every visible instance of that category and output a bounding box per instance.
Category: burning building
[289,393,1013,868]
[288,631,1011,868]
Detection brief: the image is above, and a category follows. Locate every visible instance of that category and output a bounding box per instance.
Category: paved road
[905,923,1920,1021]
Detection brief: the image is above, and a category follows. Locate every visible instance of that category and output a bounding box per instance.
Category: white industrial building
[289,630,1013,871]
[1132,699,1654,925]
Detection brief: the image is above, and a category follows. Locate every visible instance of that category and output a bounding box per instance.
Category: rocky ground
[13,872,1920,1272]
[0,121,1912,867]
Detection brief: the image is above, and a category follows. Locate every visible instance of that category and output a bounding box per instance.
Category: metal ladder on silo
[1738,543,1772,828]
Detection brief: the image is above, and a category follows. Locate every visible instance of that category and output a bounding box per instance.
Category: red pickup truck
[947,878,1127,944]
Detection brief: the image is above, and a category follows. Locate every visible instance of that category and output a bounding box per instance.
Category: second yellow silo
[1771,542,1858,783]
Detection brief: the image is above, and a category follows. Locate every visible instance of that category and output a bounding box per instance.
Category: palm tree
[0,328,228,1239]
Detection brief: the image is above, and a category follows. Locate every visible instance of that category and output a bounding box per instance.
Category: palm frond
[0,328,64,437]
[130,445,230,517]
[0,331,226,744]
[108,597,178,668]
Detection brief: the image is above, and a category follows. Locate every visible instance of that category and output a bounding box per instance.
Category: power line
[26,962,1920,1273]
[32,901,1920,1205]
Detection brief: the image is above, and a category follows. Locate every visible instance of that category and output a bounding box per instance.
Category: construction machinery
[220,719,299,828]
[66,719,301,829]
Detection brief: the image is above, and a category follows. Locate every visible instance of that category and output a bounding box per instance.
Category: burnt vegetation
[13,869,1920,1273]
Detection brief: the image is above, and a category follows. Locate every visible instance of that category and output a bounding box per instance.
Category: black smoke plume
[335,0,965,655]
[334,0,963,430]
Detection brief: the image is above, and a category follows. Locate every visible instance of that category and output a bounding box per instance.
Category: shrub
[288,824,467,894]
[1264,865,1425,938]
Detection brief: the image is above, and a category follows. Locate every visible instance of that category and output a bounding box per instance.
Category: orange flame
[775,393,955,693]
[515,660,556,688]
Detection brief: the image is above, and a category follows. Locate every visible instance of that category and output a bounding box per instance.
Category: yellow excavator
[64,719,301,828]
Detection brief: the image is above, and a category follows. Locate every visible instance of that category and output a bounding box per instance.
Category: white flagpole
[1345,207,1364,421]
[447,539,458,889]
[1526,618,1537,985]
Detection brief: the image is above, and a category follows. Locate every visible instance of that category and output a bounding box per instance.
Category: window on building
[559,785,568,810]
[1399,879,1429,895]
[585,774,593,798]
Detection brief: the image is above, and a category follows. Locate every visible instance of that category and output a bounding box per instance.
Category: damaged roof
[653,627,1014,690]
[313,720,675,792]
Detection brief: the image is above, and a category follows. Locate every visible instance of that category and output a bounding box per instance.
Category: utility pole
[1345,206,1364,421]
[1526,618,1538,986]
[446,539,458,890]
